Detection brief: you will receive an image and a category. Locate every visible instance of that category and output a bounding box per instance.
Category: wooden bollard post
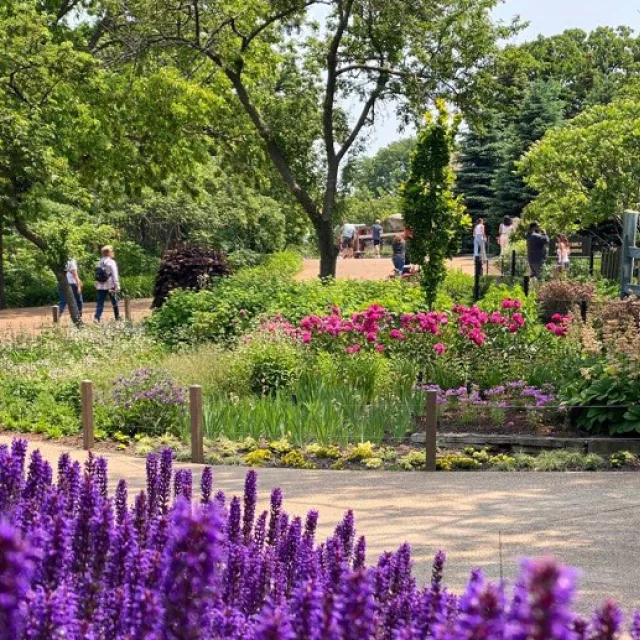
[124,297,132,322]
[52,305,59,324]
[190,385,204,464]
[81,380,94,451]
[425,390,437,471]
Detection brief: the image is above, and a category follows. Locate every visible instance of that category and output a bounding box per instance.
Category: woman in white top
[473,218,487,263]
[58,258,84,318]
[498,217,515,256]
[94,245,121,322]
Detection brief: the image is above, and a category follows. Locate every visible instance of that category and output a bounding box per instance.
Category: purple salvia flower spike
[242,470,258,544]
[229,497,241,544]
[0,521,36,640]
[267,488,283,547]
[158,448,173,515]
[591,599,623,640]
[146,453,159,517]
[200,467,213,505]
[115,480,128,527]
[632,612,640,640]
[95,456,108,500]
[354,536,366,571]
[161,499,224,639]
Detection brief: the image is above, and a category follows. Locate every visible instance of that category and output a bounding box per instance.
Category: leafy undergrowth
[125,435,639,472]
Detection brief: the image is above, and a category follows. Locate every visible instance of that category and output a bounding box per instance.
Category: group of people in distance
[339,221,408,277]
[58,246,121,322]
[473,217,571,281]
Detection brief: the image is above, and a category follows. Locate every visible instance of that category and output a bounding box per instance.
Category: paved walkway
[2,435,639,613]
[297,256,500,281]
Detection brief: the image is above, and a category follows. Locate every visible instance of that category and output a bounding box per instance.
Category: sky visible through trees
[366,0,639,154]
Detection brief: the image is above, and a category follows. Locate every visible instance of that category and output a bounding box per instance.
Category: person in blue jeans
[58,258,84,318]
[94,245,121,322]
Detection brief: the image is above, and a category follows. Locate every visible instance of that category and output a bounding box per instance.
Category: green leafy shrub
[244,449,272,466]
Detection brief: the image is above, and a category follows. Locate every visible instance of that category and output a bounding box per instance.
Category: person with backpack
[94,245,121,323]
[58,258,83,318]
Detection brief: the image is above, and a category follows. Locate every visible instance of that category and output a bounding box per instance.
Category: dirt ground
[0,257,496,337]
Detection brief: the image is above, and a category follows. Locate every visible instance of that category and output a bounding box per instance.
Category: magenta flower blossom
[433,343,446,355]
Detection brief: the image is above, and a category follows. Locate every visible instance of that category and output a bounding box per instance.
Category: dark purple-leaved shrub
[0,438,638,639]
[152,245,231,309]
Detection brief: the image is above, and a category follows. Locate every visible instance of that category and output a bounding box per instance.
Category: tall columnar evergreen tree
[455,122,503,233]
[402,102,470,308]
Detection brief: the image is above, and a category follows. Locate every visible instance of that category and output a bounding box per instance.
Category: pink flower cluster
[299,304,449,354]
[546,313,572,337]
[452,300,526,346]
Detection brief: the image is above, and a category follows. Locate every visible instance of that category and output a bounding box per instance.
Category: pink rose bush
[546,313,572,338]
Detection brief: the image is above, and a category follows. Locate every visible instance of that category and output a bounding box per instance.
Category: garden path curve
[2,435,638,614]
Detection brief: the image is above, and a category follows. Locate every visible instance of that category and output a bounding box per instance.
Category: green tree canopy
[519,86,640,232]
[101,0,514,277]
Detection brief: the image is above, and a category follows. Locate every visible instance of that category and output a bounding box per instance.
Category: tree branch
[337,74,389,162]
[224,69,320,219]
[14,217,48,253]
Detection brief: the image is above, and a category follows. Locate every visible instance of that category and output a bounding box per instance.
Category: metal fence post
[424,390,437,472]
[510,250,517,280]
[190,385,204,464]
[81,380,94,451]
[52,306,59,324]
[473,257,482,302]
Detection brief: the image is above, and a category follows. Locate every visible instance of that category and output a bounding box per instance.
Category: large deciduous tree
[0,0,217,322]
[519,86,640,232]
[402,101,469,309]
[102,0,513,277]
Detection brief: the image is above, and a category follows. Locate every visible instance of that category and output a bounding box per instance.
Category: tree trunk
[0,217,6,310]
[55,270,82,326]
[316,218,338,279]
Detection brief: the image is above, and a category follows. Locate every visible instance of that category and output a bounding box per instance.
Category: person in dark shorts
[391,234,406,276]
[371,219,383,258]
[526,222,549,281]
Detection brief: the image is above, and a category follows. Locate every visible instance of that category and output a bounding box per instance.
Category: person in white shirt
[94,245,121,322]
[497,217,515,256]
[58,258,83,318]
[473,218,487,262]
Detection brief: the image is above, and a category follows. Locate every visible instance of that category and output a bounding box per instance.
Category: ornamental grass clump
[2,438,640,639]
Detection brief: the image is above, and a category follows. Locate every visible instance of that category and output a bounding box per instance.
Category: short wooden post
[190,385,204,464]
[523,275,530,297]
[81,380,94,451]
[424,390,437,472]
[473,257,482,302]
[580,299,588,323]
[589,247,595,277]
[124,297,132,322]
[52,306,59,324]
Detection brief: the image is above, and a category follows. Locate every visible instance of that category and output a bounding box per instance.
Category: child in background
[555,234,571,278]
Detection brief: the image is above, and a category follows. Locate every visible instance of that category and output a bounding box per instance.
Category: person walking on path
[526,222,550,282]
[473,218,487,263]
[371,220,383,258]
[341,223,356,259]
[58,258,84,318]
[391,233,406,276]
[498,217,515,256]
[94,245,121,323]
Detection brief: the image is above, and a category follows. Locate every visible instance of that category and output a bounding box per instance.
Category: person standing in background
[58,258,83,318]
[473,218,487,263]
[94,245,121,323]
[371,220,383,258]
[341,222,356,259]
[498,217,515,256]
[391,233,406,276]
[554,234,571,278]
[526,222,550,282]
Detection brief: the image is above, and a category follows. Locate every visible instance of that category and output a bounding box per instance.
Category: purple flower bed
[417,383,558,408]
[0,438,637,639]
